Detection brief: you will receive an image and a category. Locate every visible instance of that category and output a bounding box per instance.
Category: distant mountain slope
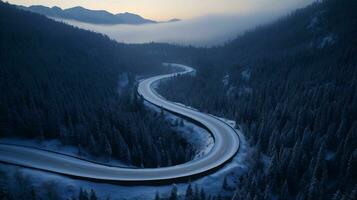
[18,5,158,24]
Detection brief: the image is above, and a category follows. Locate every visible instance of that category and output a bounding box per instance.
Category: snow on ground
[305,11,338,49]
[0,120,248,200]
[241,69,251,81]
[0,138,131,168]
[162,63,197,76]
[0,103,248,200]
[0,138,78,154]
[307,15,319,30]
[0,83,248,199]
[143,100,214,159]
[0,63,249,199]
[173,102,198,111]
[213,116,236,129]
[118,73,129,88]
[226,84,252,97]
[117,73,130,94]
[318,34,337,49]
[306,10,327,31]
[325,151,336,161]
[222,74,230,86]
[147,65,214,158]
[261,154,271,174]
[224,68,252,97]
[239,86,253,95]
[192,128,249,192]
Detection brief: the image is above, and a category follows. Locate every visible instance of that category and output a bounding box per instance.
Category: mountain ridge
[18,5,180,25]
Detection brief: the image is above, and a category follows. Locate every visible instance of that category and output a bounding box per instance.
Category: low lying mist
[56,12,283,47]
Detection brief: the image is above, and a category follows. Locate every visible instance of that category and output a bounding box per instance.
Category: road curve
[0,63,240,183]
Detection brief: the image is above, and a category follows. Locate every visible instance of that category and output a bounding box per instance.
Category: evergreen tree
[154,191,160,200]
[185,183,193,200]
[222,176,229,190]
[200,188,206,200]
[89,189,98,200]
[169,185,178,200]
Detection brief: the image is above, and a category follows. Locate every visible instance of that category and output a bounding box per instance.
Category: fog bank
[56,12,282,47]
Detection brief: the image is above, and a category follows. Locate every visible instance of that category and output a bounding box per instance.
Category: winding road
[0,63,240,183]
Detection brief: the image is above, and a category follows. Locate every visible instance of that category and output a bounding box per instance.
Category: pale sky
[7,0,314,21]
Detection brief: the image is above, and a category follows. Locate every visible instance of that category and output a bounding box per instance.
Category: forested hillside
[0,2,195,168]
[158,0,357,199]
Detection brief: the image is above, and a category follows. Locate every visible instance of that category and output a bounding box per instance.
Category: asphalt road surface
[0,63,240,183]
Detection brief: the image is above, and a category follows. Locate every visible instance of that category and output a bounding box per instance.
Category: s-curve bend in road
[0,63,240,183]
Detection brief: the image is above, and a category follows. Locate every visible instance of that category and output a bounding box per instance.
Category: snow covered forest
[0,2,195,168]
[0,0,356,199]
[158,0,357,199]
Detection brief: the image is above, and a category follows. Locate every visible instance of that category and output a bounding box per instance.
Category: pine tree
[78,188,89,200]
[179,119,184,127]
[104,137,112,161]
[89,189,98,200]
[185,183,193,200]
[331,190,342,200]
[222,176,229,190]
[263,184,272,200]
[200,188,206,200]
[280,180,289,200]
[307,177,320,200]
[154,191,160,200]
[194,185,199,200]
[30,187,37,200]
[169,185,178,200]
[346,185,357,200]
[160,107,165,118]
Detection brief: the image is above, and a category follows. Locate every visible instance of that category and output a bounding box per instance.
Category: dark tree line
[0,0,356,199]
[158,0,356,199]
[0,170,60,200]
[154,182,240,200]
[0,2,195,168]
[154,184,212,200]
[0,170,102,200]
